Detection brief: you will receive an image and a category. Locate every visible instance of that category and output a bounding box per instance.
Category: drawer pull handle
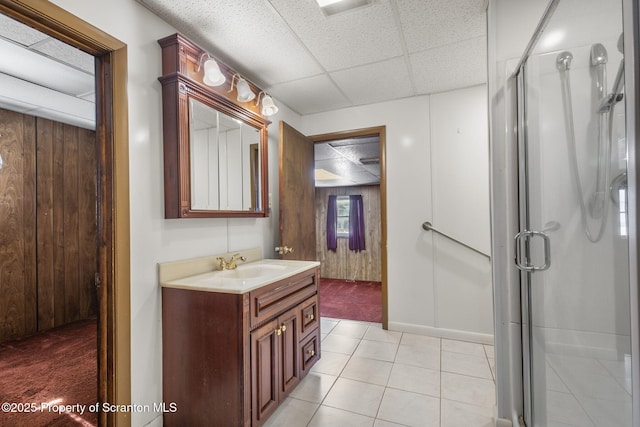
[307,349,315,357]
[281,324,287,332]
[275,327,282,336]
[306,313,315,321]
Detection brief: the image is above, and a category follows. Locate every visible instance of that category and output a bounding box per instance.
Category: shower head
[556,51,573,71]
[590,43,608,66]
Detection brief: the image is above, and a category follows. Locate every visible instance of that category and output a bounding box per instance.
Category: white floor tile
[400,333,440,349]
[320,318,339,334]
[330,320,370,339]
[441,350,493,380]
[545,390,596,427]
[373,420,407,427]
[310,350,350,376]
[441,338,486,357]
[441,372,495,407]
[483,344,495,359]
[364,325,402,344]
[321,334,361,355]
[308,405,375,427]
[387,363,440,397]
[377,387,440,426]
[322,377,386,417]
[289,371,337,403]
[354,339,399,362]
[395,343,440,370]
[262,397,319,427]
[267,319,500,427]
[440,399,494,427]
[341,356,393,386]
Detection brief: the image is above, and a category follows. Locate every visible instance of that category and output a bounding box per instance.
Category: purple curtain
[327,195,337,251]
[348,195,366,252]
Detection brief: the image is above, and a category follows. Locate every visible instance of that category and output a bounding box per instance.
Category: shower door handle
[514,230,551,272]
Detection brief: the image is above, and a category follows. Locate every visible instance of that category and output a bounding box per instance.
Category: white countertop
[161,258,320,294]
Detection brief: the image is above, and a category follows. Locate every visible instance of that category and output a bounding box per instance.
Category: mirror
[189,98,262,211]
[158,33,270,219]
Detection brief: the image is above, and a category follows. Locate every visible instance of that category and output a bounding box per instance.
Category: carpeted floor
[0,318,98,427]
[319,278,382,323]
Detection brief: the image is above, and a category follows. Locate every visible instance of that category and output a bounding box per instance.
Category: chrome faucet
[216,253,246,270]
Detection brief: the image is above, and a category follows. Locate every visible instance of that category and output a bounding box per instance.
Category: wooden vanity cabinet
[162,266,320,427]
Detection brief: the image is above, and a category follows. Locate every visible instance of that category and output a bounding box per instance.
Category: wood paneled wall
[0,110,97,343]
[315,185,381,281]
[0,109,37,341]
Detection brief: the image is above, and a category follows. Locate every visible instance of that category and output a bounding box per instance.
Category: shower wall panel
[528,40,629,357]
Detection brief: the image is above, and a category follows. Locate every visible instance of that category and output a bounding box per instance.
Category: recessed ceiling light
[315,168,343,181]
[316,0,344,7]
[316,0,373,16]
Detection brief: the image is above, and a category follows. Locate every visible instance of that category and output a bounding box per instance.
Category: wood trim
[309,126,388,329]
[0,1,131,426]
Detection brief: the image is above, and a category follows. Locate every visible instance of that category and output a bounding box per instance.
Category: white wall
[49,1,301,425]
[46,1,493,425]
[302,86,493,343]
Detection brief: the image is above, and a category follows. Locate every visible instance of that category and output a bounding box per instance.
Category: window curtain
[327,195,337,251]
[348,195,366,252]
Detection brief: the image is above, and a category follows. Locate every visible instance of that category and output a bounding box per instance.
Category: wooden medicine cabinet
[158,33,269,218]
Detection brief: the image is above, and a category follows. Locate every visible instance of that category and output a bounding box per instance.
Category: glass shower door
[516,1,632,426]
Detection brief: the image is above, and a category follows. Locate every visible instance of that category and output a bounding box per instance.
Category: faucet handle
[275,246,294,255]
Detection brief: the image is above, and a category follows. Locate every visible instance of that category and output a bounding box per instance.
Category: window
[336,196,349,238]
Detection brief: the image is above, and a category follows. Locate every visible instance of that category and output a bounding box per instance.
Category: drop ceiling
[0,13,95,130]
[0,0,487,187]
[137,0,488,115]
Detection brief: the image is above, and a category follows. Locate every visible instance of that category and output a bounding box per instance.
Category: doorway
[311,126,387,327]
[0,1,130,426]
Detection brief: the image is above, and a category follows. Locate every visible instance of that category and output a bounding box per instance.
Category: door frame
[310,126,388,328]
[0,1,131,426]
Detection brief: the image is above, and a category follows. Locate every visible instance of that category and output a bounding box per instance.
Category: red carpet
[319,278,382,323]
[0,318,97,427]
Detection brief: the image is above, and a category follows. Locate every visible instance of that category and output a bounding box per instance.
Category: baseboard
[387,321,494,345]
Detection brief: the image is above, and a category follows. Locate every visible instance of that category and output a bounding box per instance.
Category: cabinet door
[278,307,300,398]
[251,319,279,426]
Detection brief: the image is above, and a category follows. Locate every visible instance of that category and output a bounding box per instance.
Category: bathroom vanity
[160,255,321,427]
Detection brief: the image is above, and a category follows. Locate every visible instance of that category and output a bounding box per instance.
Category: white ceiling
[0,13,95,129]
[137,0,488,115]
[0,0,487,187]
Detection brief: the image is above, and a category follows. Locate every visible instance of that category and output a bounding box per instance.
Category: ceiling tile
[268,74,351,115]
[397,0,486,53]
[32,38,95,74]
[268,0,403,71]
[410,36,487,95]
[139,0,322,86]
[330,56,413,106]
[0,13,48,46]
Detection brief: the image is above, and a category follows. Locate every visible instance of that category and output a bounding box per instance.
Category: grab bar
[421,221,491,259]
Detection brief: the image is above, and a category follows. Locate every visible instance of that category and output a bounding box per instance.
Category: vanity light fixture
[196,53,226,87]
[228,74,256,102]
[256,91,279,116]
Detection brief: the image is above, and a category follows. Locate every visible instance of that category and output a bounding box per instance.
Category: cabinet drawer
[250,270,317,328]
[299,295,319,340]
[300,329,320,376]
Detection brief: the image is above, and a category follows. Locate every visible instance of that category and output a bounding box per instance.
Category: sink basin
[219,262,287,279]
[162,258,320,294]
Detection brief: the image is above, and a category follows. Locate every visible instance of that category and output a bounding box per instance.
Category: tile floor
[263,318,496,427]
[544,352,633,427]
